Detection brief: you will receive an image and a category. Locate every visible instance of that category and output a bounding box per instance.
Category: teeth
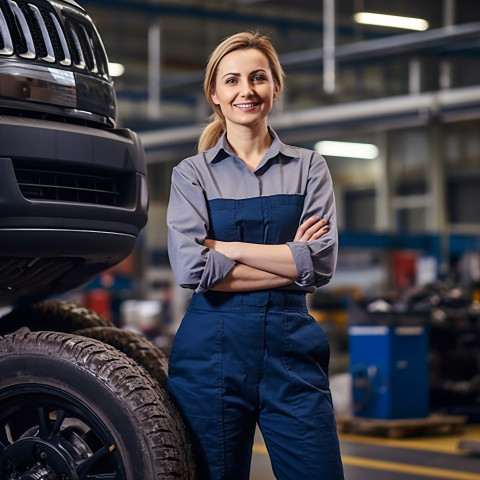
[236,103,256,108]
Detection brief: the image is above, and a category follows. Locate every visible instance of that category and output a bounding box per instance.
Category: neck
[226,122,272,171]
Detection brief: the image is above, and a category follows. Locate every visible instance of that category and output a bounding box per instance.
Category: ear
[211,89,219,105]
[273,84,280,99]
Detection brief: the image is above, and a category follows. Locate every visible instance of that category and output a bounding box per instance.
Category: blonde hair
[198,31,285,153]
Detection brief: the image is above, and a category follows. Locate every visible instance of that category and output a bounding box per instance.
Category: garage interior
[53,0,480,478]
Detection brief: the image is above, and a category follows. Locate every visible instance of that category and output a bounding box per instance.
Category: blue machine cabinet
[349,322,429,419]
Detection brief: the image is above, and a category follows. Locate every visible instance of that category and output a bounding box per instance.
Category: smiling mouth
[234,103,259,109]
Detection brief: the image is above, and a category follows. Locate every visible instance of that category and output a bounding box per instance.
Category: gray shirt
[167,128,338,293]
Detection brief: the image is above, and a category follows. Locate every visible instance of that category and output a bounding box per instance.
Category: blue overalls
[167,194,344,480]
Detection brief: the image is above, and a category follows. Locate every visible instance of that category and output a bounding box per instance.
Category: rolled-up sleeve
[286,152,338,290]
[167,163,236,292]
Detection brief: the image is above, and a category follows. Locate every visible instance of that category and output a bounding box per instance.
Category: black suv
[0,1,193,478]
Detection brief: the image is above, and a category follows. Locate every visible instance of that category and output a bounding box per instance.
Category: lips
[234,103,259,109]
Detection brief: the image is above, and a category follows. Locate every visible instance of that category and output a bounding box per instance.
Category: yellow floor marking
[253,444,268,455]
[341,455,480,480]
[339,424,480,455]
[253,443,480,479]
[339,432,466,454]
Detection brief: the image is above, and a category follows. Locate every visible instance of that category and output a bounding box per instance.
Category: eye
[225,77,237,85]
[252,74,266,82]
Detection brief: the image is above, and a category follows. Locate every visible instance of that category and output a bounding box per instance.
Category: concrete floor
[250,424,480,479]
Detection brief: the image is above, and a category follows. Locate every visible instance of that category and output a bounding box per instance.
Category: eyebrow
[222,69,268,79]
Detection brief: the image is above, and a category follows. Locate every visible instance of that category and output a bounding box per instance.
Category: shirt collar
[204,127,298,165]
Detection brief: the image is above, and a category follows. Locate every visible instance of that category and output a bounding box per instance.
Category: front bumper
[0,115,148,304]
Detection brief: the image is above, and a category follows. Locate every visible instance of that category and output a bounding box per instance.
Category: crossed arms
[204,216,329,291]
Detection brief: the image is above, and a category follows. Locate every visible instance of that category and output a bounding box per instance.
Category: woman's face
[211,48,278,130]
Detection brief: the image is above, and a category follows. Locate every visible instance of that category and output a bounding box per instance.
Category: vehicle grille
[0,0,109,79]
[13,163,133,208]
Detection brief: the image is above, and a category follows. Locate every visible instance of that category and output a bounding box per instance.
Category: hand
[203,239,236,259]
[294,216,329,242]
[203,238,217,250]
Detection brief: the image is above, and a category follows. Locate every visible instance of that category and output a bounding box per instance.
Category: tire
[75,326,169,388]
[74,326,195,476]
[0,331,195,479]
[0,300,111,335]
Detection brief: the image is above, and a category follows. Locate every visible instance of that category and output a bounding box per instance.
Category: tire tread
[0,331,195,479]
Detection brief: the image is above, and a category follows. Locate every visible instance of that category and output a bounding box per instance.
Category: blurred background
[67,0,480,422]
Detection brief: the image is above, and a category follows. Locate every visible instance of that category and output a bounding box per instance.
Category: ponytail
[198,113,225,153]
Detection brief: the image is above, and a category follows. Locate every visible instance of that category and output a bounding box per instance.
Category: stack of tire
[0,300,195,479]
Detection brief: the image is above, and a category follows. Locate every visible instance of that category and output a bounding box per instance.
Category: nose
[239,80,254,97]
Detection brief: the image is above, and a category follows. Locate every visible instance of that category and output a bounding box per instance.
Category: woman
[167,31,344,480]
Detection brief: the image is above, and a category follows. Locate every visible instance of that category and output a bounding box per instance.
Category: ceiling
[78,0,480,162]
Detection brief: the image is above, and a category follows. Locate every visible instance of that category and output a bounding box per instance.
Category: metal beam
[140,84,480,160]
[279,21,480,66]
[323,0,335,94]
[147,23,161,119]
[159,21,480,92]
[80,0,322,31]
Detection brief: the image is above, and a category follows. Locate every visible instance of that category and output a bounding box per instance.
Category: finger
[300,219,328,241]
[294,216,320,241]
[307,218,327,233]
[302,215,321,227]
[304,219,327,237]
[311,225,329,240]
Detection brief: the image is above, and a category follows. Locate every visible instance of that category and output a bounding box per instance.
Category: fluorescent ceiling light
[315,140,379,159]
[354,12,429,31]
[109,62,125,77]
